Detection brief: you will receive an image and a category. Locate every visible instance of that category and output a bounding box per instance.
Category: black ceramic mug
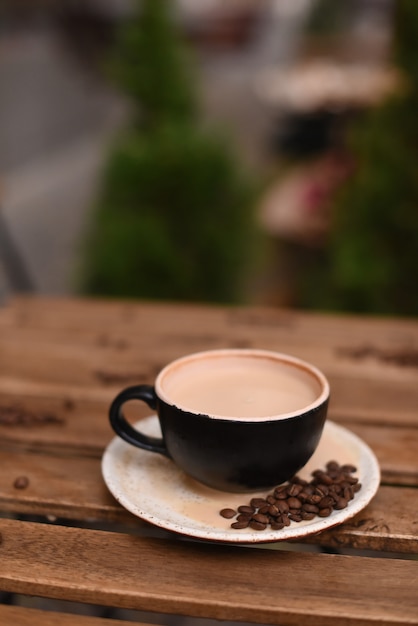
[109,349,330,492]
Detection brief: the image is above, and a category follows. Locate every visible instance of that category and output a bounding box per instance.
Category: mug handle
[109,385,169,457]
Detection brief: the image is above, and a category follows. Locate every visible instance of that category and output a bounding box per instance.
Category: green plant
[299,0,418,316]
[80,0,260,303]
[109,0,195,129]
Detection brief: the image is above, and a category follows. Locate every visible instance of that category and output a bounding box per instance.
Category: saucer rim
[102,418,381,544]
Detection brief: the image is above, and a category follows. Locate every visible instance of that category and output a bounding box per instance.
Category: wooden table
[0,296,417,626]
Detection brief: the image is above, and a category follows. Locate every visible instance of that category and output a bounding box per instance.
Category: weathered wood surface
[1,298,418,417]
[1,297,417,482]
[1,406,417,485]
[0,604,150,626]
[1,518,417,626]
[0,448,416,554]
[1,296,417,625]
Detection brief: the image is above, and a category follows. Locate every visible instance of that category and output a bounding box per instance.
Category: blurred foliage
[81,0,260,303]
[109,0,196,128]
[305,0,350,36]
[299,0,418,316]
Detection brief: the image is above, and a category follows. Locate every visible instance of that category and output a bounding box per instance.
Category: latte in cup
[159,353,321,418]
[109,349,330,492]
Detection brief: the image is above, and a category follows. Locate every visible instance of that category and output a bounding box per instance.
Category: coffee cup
[108,349,330,492]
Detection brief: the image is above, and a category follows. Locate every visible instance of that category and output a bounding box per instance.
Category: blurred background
[1,0,417,316]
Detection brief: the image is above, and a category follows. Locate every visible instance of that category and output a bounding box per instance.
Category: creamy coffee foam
[158,352,323,419]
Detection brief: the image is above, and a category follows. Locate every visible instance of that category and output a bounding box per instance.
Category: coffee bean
[326,460,340,472]
[253,513,269,525]
[13,476,29,490]
[287,497,302,509]
[231,520,250,529]
[290,476,308,486]
[238,505,255,515]
[329,483,342,494]
[344,486,354,501]
[268,504,280,517]
[308,494,322,504]
[313,471,333,485]
[274,485,287,496]
[220,460,362,532]
[318,507,332,517]
[298,491,310,502]
[302,503,319,514]
[220,508,236,519]
[341,464,357,474]
[301,511,316,521]
[258,504,270,514]
[271,521,285,530]
[318,496,334,509]
[289,508,300,515]
[250,520,267,531]
[250,498,266,508]
[274,490,288,500]
[287,483,303,496]
[345,475,359,485]
[276,500,289,514]
[334,497,348,510]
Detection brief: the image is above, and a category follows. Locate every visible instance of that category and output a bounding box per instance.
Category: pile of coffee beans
[220,460,362,531]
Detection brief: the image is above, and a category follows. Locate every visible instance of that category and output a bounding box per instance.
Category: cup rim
[155,348,330,422]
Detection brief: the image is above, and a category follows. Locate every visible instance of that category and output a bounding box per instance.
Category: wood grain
[0,449,417,554]
[0,604,151,626]
[0,518,417,626]
[0,298,417,484]
[1,297,418,428]
[1,403,417,486]
[1,297,418,625]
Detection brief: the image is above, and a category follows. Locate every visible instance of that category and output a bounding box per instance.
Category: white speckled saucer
[102,417,380,544]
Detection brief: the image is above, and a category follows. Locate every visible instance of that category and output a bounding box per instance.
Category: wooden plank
[3,297,418,369]
[0,518,417,626]
[1,395,417,487]
[0,448,126,524]
[348,423,418,487]
[0,449,416,554]
[1,300,418,428]
[4,296,418,343]
[3,357,417,430]
[2,297,417,390]
[0,328,170,389]
[0,604,153,626]
[1,351,418,428]
[3,296,418,370]
[0,386,129,455]
[307,483,418,553]
[1,318,418,431]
